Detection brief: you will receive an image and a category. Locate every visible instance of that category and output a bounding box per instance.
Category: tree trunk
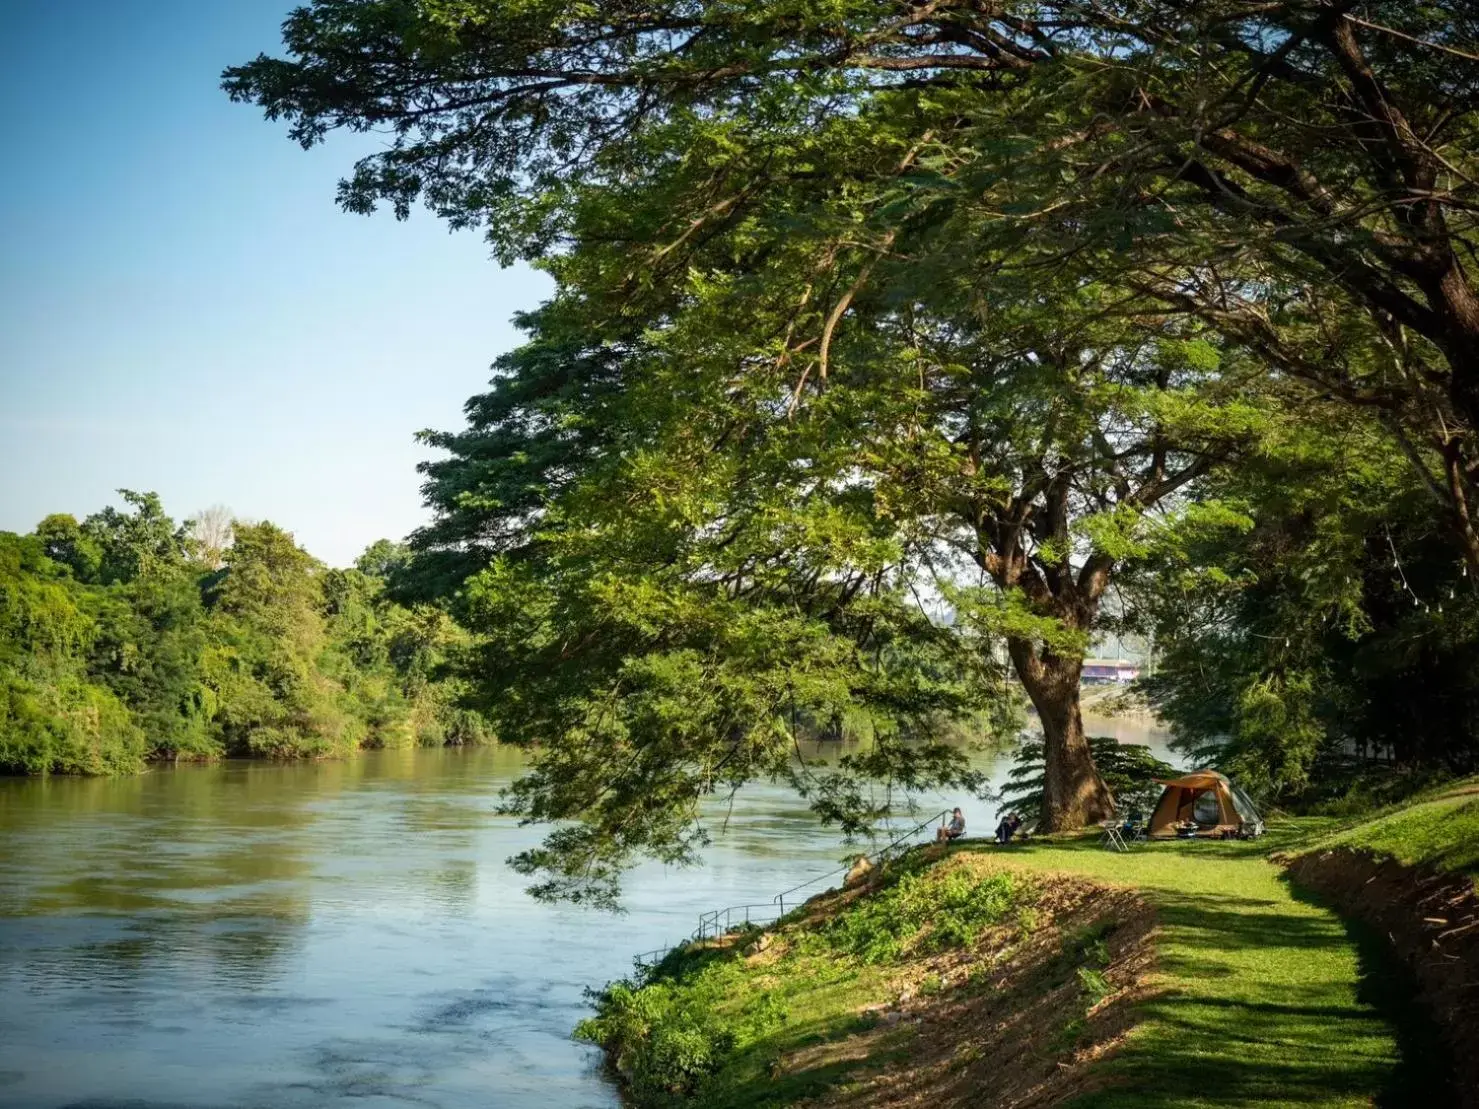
[1008,640,1117,831]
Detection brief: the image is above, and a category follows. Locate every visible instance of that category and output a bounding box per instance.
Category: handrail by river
[768,808,951,917]
[636,807,953,967]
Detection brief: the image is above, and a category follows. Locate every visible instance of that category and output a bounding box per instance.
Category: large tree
[225,1,1479,896]
[227,0,1479,564]
[223,2,1302,893]
[410,256,1258,881]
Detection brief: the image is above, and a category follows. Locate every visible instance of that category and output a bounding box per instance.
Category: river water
[0,718,1170,1109]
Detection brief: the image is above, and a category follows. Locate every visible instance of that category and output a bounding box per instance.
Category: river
[0,717,1170,1109]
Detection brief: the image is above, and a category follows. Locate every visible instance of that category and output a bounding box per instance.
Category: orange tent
[1147,770,1264,839]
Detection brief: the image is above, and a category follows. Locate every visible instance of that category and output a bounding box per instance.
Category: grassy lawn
[965,828,1445,1107]
[1293,777,1479,876]
[584,819,1449,1108]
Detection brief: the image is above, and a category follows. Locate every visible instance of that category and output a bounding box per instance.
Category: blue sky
[0,1,549,567]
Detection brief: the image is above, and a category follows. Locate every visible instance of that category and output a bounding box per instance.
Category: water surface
[0,719,1168,1108]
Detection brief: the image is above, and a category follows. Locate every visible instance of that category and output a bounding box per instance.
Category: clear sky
[0,1,549,567]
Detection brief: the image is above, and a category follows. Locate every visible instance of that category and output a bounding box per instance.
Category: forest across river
[0,720,1170,1109]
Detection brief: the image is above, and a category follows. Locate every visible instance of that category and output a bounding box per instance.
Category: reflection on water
[0,721,1170,1109]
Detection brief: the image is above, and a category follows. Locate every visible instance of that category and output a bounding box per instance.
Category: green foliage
[0,531,146,773]
[229,0,1299,896]
[812,867,1019,964]
[1076,967,1112,1006]
[575,977,755,1103]
[229,0,1479,884]
[1002,737,1177,824]
[0,671,145,776]
[0,493,485,775]
[1136,412,1479,804]
[578,857,1023,1104]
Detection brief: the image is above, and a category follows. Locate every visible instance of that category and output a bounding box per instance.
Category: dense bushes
[0,492,486,774]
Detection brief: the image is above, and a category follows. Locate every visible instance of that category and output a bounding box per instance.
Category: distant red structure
[1081,659,1140,684]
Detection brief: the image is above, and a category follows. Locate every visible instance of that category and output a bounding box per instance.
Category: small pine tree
[1000,737,1176,829]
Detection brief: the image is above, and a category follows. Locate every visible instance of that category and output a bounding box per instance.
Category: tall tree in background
[1,492,486,774]
[187,505,235,571]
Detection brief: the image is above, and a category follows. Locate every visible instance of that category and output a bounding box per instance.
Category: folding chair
[1099,820,1131,852]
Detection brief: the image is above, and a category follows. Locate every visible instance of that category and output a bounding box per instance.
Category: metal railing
[695,902,786,941]
[634,807,954,967]
[770,808,952,917]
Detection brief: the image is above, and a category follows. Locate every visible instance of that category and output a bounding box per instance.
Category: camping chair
[1099,820,1131,853]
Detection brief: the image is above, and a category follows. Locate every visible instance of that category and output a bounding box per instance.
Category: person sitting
[995,811,1023,845]
[936,807,966,843]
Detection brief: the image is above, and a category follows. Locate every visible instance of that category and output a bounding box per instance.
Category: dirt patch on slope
[791,877,1158,1109]
[1285,848,1479,1106]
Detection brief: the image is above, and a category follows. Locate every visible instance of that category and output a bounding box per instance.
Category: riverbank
[582,795,1478,1107]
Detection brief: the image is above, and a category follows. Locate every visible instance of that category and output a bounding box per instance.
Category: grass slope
[581,856,1150,1108]
[586,822,1440,1108]
[1294,777,1479,876]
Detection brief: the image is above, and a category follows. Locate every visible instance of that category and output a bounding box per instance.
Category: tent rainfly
[1147,770,1265,839]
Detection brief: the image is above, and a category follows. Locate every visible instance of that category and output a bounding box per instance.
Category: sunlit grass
[1295,777,1479,876]
[970,827,1438,1107]
[579,858,1053,1106]
[586,821,1447,1107]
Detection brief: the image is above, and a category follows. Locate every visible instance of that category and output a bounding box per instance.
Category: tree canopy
[226,0,1479,899]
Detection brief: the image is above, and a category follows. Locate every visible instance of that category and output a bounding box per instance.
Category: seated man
[936,807,966,843]
[995,811,1023,845]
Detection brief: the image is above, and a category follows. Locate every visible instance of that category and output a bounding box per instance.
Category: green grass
[1294,777,1479,876]
[972,829,1441,1107]
[579,860,1087,1107]
[585,818,1453,1108]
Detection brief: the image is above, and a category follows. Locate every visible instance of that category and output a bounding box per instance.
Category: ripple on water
[0,741,1158,1108]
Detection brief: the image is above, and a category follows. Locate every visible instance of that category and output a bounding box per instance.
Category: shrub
[820,867,1021,963]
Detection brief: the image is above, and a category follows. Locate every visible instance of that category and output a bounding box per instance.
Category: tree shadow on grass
[706,842,1442,1108]
[703,1010,913,1109]
[1285,880,1459,1108]
[1066,884,1454,1108]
